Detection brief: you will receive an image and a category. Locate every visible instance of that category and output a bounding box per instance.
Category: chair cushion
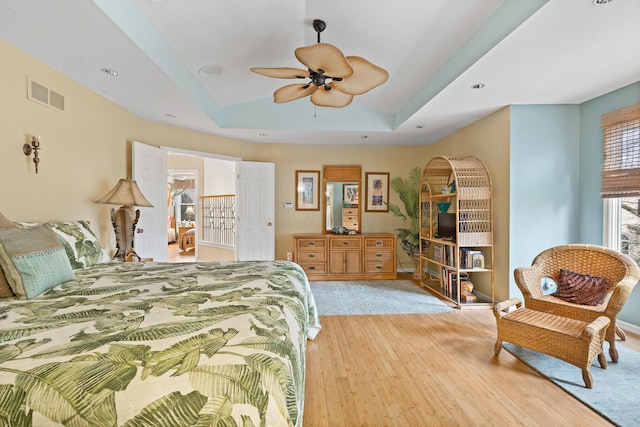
[552,269,611,306]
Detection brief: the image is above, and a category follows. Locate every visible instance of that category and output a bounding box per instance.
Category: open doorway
[166,150,239,262]
[168,170,197,262]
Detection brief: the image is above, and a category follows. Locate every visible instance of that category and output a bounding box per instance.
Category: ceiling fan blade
[310,84,354,108]
[332,56,389,95]
[250,67,310,79]
[295,43,353,78]
[273,83,318,103]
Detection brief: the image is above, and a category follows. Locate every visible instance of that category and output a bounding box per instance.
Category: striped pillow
[0,225,75,299]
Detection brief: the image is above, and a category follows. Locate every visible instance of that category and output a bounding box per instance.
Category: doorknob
[267,222,273,227]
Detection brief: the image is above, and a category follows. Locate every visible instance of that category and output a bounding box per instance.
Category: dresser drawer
[342,208,358,216]
[365,237,395,250]
[364,250,393,262]
[297,251,326,263]
[365,261,395,274]
[296,238,326,250]
[299,263,326,275]
[331,237,361,249]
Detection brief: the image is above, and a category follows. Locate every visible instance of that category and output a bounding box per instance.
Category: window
[600,103,640,198]
[602,104,640,264]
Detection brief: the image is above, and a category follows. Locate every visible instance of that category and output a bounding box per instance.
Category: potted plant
[387,166,423,277]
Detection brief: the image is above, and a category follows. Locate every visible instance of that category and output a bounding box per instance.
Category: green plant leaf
[122,391,208,427]
[0,384,32,427]
[389,166,423,255]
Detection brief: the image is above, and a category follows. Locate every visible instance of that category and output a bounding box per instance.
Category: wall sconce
[23,136,41,173]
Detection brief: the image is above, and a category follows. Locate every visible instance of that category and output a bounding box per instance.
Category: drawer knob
[375,241,382,246]
[376,253,382,258]
[309,266,316,270]
[376,265,382,270]
[309,242,316,246]
[342,241,348,246]
[309,254,315,258]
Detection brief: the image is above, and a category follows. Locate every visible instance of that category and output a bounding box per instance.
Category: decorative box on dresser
[294,233,396,280]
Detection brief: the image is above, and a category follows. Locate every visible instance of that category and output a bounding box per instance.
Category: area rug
[309,280,455,315]
[504,342,640,426]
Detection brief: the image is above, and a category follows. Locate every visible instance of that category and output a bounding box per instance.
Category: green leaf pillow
[0,224,75,299]
[46,221,111,269]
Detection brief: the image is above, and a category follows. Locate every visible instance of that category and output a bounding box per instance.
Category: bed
[0,218,320,426]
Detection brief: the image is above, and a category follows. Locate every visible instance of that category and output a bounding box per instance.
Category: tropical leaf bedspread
[0,260,321,427]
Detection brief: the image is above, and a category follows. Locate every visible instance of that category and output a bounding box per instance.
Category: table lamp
[185,205,195,223]
[96,179,154,261]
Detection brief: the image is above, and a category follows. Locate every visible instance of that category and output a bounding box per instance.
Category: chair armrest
[493,298,523,319]
[605,278,638,317]
[514,266,545,299]
[583,316,610,339]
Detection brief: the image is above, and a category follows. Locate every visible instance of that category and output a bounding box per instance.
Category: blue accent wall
[578,82,640,325]
[509,105,581,298]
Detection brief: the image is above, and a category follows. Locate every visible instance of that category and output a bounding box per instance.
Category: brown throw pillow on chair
[552,269,611,306]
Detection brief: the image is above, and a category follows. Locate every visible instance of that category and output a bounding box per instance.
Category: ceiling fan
[250,19,389,108]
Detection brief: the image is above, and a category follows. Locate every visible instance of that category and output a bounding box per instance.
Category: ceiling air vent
[27,77,65,112]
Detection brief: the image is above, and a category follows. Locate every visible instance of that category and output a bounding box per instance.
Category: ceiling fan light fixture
[250,19,388,108]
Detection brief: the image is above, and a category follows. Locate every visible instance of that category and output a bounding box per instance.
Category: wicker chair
[514,244,640,362]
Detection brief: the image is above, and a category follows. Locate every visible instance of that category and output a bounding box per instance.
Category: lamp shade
[95,179,154,207]
[185,206,195,215]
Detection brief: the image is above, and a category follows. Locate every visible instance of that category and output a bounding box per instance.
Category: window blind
[600,103,640,198]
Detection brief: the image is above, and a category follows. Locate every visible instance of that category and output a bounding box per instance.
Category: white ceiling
[1,0,638,146]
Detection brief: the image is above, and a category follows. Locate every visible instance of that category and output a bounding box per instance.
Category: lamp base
[110,206,141,261]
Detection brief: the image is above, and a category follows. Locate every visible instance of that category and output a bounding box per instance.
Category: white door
[236,161,275,260]
[132,141,168,261]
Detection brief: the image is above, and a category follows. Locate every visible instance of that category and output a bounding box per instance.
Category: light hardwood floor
[167,242,194,262]
[303,275,638,426]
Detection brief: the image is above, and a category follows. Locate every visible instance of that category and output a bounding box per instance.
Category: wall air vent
[27,77,65,112]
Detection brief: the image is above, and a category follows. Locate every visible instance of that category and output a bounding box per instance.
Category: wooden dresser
[294,233,396,281]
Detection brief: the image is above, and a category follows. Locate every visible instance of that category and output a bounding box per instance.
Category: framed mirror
[323,165,362,233]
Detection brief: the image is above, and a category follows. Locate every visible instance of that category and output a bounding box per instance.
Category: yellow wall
[0,38,510,300]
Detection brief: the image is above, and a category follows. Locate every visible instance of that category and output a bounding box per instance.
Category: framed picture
[295,170,320,210]
[365,172,389,212]
[343,184,359,205]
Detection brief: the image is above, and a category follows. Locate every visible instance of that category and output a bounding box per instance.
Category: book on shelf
[433,244,455,266]
[441,268,458,300]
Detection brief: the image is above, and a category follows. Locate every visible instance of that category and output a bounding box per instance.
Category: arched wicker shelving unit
[419,156,494,308]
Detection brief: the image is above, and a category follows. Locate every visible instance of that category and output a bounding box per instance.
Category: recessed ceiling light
[592,0,613,5]
[199,65,225,77]
[471,83,485,89]
[165,113,176,119]
[416,125,425,129]
[101,68,119,77]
